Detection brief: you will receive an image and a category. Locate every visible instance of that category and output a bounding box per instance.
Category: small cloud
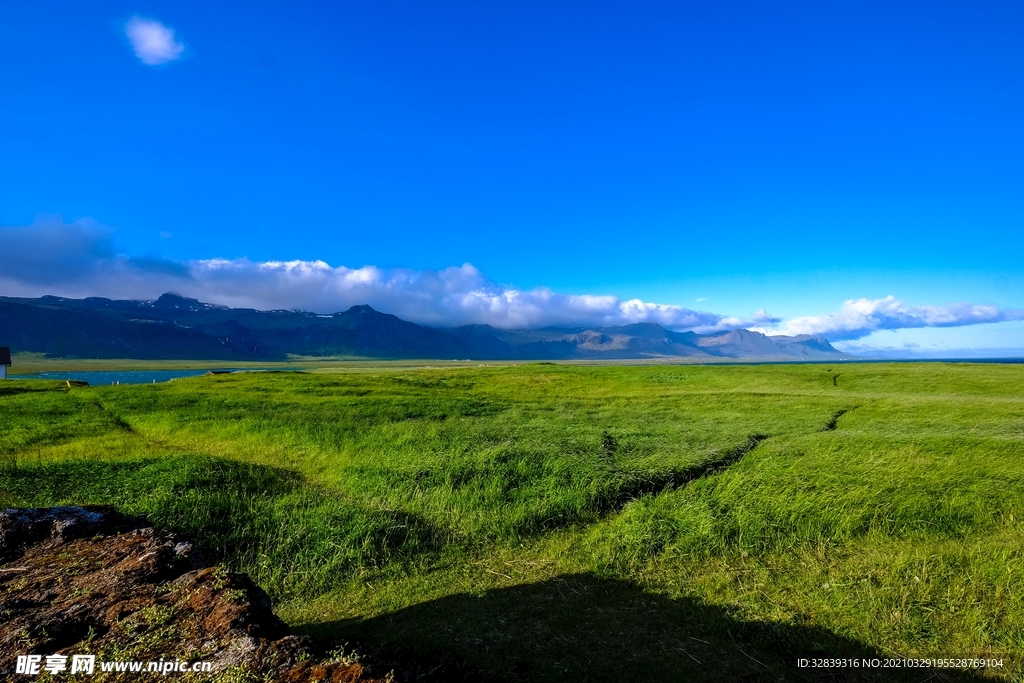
[125,17,185,66]
[695,297,709,302]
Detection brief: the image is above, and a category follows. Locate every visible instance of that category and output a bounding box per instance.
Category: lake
[17,370,247,385]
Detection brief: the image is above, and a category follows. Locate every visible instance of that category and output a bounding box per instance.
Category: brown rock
[0,506,389,682]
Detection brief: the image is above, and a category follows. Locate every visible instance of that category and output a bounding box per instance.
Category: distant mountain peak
[0,293,854,361]
[152,292,203,308]
[148,292,227,312]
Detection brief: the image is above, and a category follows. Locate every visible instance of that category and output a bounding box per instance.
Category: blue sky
[2,1,1023,353]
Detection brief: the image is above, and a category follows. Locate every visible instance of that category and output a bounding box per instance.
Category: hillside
[0,293,852,361]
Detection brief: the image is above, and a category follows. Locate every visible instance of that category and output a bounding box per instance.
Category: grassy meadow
[1,362,1022,681]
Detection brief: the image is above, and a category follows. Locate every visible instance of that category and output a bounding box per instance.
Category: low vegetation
[2,363,1021,680]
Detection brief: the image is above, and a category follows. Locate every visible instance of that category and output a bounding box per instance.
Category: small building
[0,347,10,379]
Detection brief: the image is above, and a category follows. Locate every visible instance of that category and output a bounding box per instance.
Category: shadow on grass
[0,381,79,397]
[0,456,443,598]
[305,573,989,683]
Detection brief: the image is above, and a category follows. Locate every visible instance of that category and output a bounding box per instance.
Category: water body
[20,370,248,385]
[10,358,1023,385]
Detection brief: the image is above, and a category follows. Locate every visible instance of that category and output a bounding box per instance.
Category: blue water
[10,358,1023,386]
[22,370,246,385]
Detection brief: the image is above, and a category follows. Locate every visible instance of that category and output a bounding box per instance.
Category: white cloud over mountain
[125,17,185,65]
[0,219,763,331]
[2,218,1020,340]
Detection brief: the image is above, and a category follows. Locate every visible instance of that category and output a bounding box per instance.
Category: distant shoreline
[7,353,1024,377]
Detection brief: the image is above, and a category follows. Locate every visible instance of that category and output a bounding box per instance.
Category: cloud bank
[2,219,1020,340]
[125,17,185,65]
[0,219,767,332]
[780,296,1024,341]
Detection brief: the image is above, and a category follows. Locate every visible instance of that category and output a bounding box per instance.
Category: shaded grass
[309,572,992,683]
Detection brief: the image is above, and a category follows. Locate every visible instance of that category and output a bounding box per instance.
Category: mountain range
[0,293,853,361]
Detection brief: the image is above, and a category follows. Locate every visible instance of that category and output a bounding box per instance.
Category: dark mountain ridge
[0,293,853,361]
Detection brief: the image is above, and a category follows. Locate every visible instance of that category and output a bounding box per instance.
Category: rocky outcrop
[0,506,387,682]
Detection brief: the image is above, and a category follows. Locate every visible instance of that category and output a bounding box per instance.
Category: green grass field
[2,363,1022,681]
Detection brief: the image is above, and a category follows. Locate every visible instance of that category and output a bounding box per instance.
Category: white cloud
[0,218,763,332]
[4,219,1020,343]
[125,17,185,65]
[780,296,1024,341]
